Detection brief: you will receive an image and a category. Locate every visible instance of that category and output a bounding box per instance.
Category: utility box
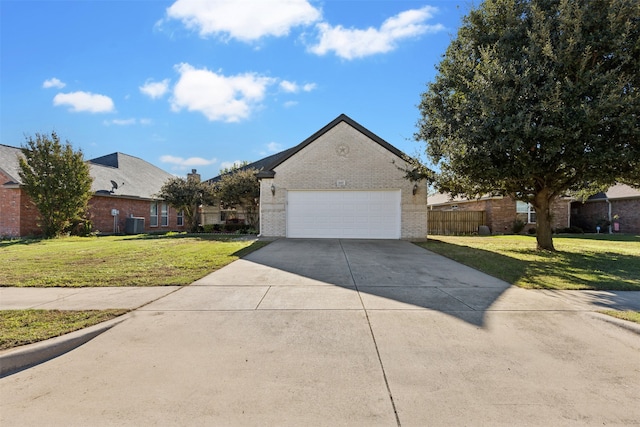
[125,217,145,234]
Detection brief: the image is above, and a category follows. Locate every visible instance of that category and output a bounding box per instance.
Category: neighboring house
[0,144,40,237]
[0,145,186,237]
[210,114,428,239]
[570,184,640,234]
[427,192,571,234]
[88,153,186,234]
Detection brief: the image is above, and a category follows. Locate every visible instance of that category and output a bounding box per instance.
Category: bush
[527,227,537,235]
[512,219,525,234]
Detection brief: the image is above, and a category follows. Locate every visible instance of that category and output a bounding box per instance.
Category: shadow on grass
[420,238,640,291]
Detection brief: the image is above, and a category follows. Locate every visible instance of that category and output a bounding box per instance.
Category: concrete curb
[0,314,130,378]
[587,312,640,336]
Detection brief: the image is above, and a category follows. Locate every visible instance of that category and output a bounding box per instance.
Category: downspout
[606,198,612,234]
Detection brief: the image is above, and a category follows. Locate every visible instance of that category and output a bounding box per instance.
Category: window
[177,210,184,226]
[161,203,169,227]
[516,201,537,224]
[150,202,158,227]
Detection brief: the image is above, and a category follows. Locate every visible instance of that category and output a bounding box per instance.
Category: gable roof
[205,146,297,184]
[0,144,24,185]
[255,114,406,179]
[89,152,174,200]
[585,183,640,201]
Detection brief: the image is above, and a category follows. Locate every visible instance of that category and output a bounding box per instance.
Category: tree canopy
[416,0,640,250]
[214,166,260,229]
[19,132,93,238]
[157,175,215,232]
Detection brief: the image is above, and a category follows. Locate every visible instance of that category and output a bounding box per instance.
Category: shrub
[512,219,525,234]
[527,227,537,235]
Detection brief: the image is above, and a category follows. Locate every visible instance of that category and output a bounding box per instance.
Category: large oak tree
[416,0,640,250]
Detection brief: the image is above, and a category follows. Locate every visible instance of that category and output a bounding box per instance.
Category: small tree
[157,175,215,232]
[18,132,93,238]
[416,0,640,251]
[215,166,260,229]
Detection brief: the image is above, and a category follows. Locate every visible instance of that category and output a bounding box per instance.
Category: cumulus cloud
[308,6,444,60]
[279,80,317,93]
[53,91,115,113]
[171,63,275,122]
[43,77,66,89]
[160,155,218,167]
[140,78,170,99]
[164,0,321,42]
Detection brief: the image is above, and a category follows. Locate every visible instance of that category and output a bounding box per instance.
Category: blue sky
[1,0,467,180]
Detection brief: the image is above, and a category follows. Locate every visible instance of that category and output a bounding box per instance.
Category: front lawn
[416,234,640,290]
[0,234,269,287]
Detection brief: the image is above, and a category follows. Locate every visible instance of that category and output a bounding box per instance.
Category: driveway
[1,239,639,426]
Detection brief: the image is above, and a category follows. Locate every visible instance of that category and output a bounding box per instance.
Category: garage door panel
[287,190,400,239]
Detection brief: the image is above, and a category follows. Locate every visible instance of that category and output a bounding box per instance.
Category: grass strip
[0,309,128,350]
[416,234,640,290]
[599,310,640,324]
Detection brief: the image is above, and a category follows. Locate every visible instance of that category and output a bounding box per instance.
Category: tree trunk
[533,190,555,251]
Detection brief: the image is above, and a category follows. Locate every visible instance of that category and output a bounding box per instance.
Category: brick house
[0,145,186,237]
[427,192,571,235]
[570,184,640,234]
[202,114,428,239]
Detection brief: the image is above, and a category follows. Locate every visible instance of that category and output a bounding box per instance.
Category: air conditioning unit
[125,217,145,234]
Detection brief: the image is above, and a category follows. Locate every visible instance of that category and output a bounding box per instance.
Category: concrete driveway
[1,239,639,426]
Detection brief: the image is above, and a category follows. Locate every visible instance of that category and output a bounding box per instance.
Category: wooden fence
[428,210,487,235]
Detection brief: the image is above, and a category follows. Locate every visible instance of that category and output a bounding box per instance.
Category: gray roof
[205,147,297,184]
[0,144,24,185]
[586,183,640,201]
[89,153,174,200]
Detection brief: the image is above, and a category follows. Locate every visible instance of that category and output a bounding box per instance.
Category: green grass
[600,310,640,324]
[416,234,640,290]
[0,234,270,287]
[0,309,128,350]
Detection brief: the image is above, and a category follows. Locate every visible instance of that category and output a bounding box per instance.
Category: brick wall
[430,196,570,234]
[88,195,186,234]
[259,122,428,239]
[0,171,41,237]
[572,199,640,233]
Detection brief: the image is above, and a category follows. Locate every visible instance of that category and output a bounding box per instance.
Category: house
[0,144,40,237]
[204,114,428,239]
[570,184,640,234]
[427,192,571,235]
[88,153,186,234]
[0,145,186,237]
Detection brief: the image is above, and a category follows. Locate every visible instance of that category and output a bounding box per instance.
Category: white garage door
[287,190,401,239]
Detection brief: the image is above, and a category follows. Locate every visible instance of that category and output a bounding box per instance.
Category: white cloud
[104,118,136,126]
[309,6,444,60]
[267,142,283,153]
[53,91,115,113]
[140,78,170,99]
[220,160,243,170]
[279,80,298,93]
[283,100,298,108]
[43,77,66,89]
[171,63,275,122]
[160,155,218,167]
[302,83,317,92]
[103,118,152,126]
[165,0,321,42]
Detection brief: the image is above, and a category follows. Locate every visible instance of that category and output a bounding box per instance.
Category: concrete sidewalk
[1,239,639,426]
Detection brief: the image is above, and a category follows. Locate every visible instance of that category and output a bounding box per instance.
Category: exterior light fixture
[271,184,276,196]
[413,184,418,195]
